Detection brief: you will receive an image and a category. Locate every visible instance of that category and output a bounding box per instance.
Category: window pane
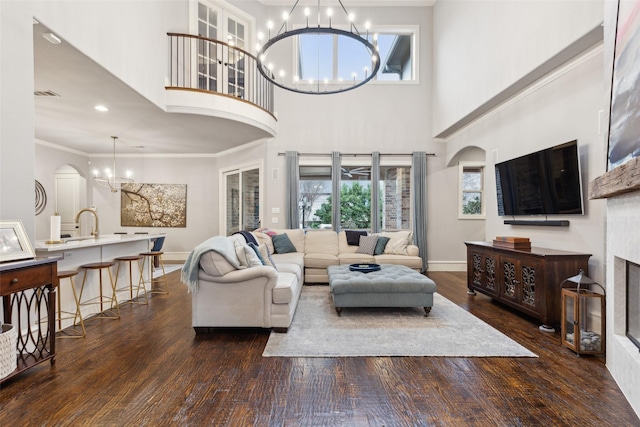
[380,166,411,230]
[340,166,371,229]
[299,166,332,229]
[299,34,333,81]
[463,167,482,191]
[462,192,482,215]
[242,169,260,231]
[226,174,239,235]
[337,36,375,81]
[375,34,412,81]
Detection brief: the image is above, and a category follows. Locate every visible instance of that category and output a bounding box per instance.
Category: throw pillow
[355,235,378,255]
[380,230,412,255]
[272,233,297,254]
[247,242,266,265]
[373,236,390,255]
[257,243,277,270]
[345,230,368,246]
[243,245,263,267]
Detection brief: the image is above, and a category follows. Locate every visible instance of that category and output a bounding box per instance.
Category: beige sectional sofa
[184,228,422,332]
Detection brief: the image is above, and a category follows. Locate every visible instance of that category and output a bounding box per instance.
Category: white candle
[50,215,61,242]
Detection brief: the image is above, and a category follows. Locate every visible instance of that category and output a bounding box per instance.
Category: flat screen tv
[495,140,584,216]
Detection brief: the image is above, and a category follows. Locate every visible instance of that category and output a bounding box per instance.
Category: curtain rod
[277,152,436,157]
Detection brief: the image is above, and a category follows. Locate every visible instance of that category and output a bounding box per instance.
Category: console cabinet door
[500,255,521,305]
[499,255,542,318]
[518,256,542,315]
[469,249,499,297]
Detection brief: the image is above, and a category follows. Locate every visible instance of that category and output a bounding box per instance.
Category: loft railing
[167,33,275,117]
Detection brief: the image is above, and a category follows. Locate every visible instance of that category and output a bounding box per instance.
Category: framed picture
[0,220,35,263]
[607,0,640,171]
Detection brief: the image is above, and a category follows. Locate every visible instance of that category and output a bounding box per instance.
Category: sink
[62,236,96,242]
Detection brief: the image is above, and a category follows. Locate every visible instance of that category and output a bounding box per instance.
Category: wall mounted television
[495,140,584,216]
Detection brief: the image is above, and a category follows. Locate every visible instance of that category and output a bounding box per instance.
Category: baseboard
[163,252,189,262]
[426,261,467,272]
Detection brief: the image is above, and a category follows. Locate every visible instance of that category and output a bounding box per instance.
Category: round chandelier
[93,136,134,193]
[257,0,380,95]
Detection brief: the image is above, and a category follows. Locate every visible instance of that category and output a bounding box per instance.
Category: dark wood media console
[465,241,591,331]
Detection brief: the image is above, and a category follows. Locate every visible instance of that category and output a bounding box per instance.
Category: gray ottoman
[327,264,437,316]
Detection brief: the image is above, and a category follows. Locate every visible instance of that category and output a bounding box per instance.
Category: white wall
[0,1,37,239]
[34,142,92,240]
[603,0,640,416]
[432,0,603,136]
[432,1,607,281]
[31,0,189,111]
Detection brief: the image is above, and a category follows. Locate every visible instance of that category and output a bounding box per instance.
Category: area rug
[263,286,537,358]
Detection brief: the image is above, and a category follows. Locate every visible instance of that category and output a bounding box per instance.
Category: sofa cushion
[345,230,367,246]
[373,254,423,270]
[379,230,413,255]
[305,230,339,255]
[199,251,237,277]
[338,253,375,264]
[272,233,297,254]
[304,253,339,269]
[272,272,298,304]
[338,231,358,254]
[356,235,378,255]
[373,236,390,255]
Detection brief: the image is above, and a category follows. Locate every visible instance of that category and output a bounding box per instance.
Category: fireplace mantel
[589,156,640,200]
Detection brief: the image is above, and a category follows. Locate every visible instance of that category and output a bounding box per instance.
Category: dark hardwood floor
[1,270,638,426]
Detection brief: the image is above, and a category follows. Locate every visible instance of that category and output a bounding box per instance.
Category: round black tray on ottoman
[348,263,381,273]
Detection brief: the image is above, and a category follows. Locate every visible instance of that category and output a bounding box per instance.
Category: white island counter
[35,233,165,328]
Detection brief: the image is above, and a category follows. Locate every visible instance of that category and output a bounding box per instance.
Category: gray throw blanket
[181,236,241,293]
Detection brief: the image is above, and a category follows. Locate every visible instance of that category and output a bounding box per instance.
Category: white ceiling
[33,24,271,156]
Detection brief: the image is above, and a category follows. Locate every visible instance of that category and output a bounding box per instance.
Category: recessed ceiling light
[94,105,109,112]
[42,32,61,44]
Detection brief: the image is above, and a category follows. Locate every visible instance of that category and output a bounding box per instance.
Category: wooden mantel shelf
[589,156,640,199]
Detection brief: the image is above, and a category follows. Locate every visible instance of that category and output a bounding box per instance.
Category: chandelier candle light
[257,0,380,94]
[93,136,134,193]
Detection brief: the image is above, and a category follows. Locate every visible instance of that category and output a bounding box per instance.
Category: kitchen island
[35,233,164,329]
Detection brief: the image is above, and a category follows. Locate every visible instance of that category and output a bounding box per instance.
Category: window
[299,166,332,229]
[340,166,371,229]
[221,162,262,235]
[193,1,253,95]
[459,162,485,219]
[379,166,411,229]
[299,160,412,231]
[297,26,418,83]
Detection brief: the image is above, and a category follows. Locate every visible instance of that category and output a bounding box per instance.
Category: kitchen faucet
[74,208,100,238]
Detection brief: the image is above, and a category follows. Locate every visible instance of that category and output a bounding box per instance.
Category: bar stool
[78,261,120,319]
[140,236,168,295]
[114,255,147,305]
[56,270,86,338]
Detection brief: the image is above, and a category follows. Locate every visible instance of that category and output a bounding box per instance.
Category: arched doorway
[54,165,87,237]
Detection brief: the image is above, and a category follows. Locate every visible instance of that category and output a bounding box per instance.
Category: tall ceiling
[33,24,272,156]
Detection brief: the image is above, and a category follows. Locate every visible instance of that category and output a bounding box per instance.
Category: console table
[465,241,591,331]
[1,257,59,383]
